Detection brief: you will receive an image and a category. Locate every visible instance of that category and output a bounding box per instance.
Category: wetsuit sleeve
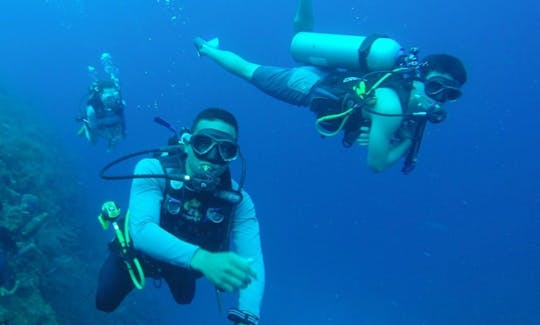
[231,187,265,317]
[128,158,199,268]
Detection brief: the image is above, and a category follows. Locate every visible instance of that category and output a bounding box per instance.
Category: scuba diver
[95,108,264,325]
[193,0,467,174]
[77,53,126,151]
[0,226,18,297]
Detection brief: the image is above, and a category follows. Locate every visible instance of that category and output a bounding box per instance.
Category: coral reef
[0,88,175,324]
[0,90,153,324]
[0,90,69,324]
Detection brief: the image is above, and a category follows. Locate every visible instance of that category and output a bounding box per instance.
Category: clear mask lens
[425,77,462,103]
[191,134,239,162]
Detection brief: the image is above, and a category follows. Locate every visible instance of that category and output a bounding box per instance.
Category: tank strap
[358,33,389,72]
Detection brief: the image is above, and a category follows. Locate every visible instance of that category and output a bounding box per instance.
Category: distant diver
[77,53,126,151]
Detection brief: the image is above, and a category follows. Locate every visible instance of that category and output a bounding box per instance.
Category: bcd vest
[309,70,414,147]
[87,92,124,119]
[158,154,235,253]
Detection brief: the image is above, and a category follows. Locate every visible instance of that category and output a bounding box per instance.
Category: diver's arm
[128,158,200,268]
[231,188,265,318]
[367,88,413,172]
[86,105,98,128]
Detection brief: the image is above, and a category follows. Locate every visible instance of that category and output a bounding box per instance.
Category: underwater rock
[3,186,20,203]
[20,193,40,214]
[19,212,49,240]
[0,227,16,251]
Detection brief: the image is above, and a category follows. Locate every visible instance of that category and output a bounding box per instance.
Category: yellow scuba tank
[290,32,402,72]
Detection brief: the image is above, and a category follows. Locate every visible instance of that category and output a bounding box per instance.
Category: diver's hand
[190,249,256,292]
[356,126,370,146]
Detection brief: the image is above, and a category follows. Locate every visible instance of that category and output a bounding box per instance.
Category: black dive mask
[425,76,462,103]
[190,129,239,165]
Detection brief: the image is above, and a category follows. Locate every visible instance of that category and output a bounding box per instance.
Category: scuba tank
[290,32,402,72]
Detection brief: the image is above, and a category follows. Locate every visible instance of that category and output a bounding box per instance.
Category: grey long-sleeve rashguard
[128,158,265,316]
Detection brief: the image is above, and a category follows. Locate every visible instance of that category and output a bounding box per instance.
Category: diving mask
[190,129,239,164]
[424,76,462,103]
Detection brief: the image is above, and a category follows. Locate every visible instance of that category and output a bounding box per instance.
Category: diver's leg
[194,38,260,81]
[105,124,123,151]
[294,0,314,34]
[95,253,134,312]
[162,264,197,305]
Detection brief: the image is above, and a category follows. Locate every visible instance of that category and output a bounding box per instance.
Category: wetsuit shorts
[251,65,326,106]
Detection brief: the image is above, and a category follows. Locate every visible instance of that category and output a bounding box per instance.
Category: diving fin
[193,37,220,57]
[206,37,219,48]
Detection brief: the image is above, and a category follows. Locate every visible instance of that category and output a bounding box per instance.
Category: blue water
[1,0,538,324]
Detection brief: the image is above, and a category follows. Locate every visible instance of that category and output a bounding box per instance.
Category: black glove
[227,308,259,325]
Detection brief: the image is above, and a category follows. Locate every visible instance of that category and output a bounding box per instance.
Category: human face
[184,119,238,177]
[100,87,121,109]
[424,72,462,103]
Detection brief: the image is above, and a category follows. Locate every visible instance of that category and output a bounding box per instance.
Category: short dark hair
[421,54,467,86]
[191,107,239,136]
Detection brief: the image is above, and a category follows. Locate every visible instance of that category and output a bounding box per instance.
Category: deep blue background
[1,0,539,324]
